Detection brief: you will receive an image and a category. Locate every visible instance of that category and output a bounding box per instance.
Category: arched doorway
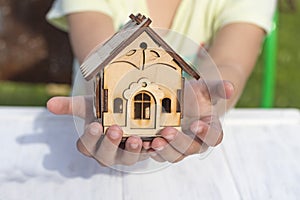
[130,91,156,129]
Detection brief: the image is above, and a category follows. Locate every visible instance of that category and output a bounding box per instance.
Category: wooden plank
[103,89,108,112]
[2,107,300,199]
[222,109,300,199]
[145,28,200,80]
[95,74,101,118]
[224,108,300,125]
[80,14,152,80]
[122,149,240,200]
[0,107,123,200]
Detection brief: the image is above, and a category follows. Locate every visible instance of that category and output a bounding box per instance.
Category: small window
[134,92,151,120]
[134,93,143,101]
[113,98,123,113]
[162,98,171,113]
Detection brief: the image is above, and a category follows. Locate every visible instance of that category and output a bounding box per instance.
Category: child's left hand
[149,79,234,162]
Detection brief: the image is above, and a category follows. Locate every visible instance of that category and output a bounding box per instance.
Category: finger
[199,143,209,154]
[151,137,185,163]
[47,96,93,118]
[190,116,223,147]
[47,97,73,115]
[148,149,166,162]
[160,127,202,155]
[93,125,123,166]
[138,148,151,162]
[185,79,234,103]
[118,136,143,166]
[142,141,151,150]
[76,122,103,157]
[206,80,234,104]
[218,80,234,99]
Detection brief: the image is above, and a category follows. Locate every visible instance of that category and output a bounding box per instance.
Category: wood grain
[0,107,299,199]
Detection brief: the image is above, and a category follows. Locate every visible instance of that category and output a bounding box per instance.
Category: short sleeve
[46,0,113,31]
[215,0,277,33]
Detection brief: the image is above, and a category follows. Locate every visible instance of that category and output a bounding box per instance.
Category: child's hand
[46,79,234,166]
[149,79,234,162]
[47,96,147,167]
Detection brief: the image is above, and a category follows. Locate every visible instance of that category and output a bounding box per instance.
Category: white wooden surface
[0,107,299,200]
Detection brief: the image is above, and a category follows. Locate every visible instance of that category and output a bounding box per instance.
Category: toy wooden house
[80,14,200,140]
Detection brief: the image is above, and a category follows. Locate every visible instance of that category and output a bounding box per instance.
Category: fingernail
[130,143,139,149]
[109,131,120,140]
[90,125,100,136]
[153,146,164,151]
[162,128,177,140]
[191,125,203,134]
[164,133,175,140]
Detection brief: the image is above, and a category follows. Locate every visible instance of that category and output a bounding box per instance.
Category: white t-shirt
[47,0,276,84]
[47,0,276,47]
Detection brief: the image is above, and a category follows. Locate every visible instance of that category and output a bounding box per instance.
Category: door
[130,91,156,129]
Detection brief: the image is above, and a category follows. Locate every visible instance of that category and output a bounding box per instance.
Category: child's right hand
[47,96,148,167]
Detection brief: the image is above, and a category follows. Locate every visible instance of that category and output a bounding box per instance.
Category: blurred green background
[0,0,299,108]
[237,1,300,108]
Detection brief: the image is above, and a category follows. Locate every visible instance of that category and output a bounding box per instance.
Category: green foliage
[0,82,50,106]
[0,82,70,106]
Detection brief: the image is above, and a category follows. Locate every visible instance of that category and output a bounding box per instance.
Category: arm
[48,14,265,165]
[68,13,264,108]
[208,23,265,108]
[49,12,146,166]
[66,12,115,63]
[149,23,266,162]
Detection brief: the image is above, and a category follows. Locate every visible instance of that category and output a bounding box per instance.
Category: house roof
[80,13,200,81]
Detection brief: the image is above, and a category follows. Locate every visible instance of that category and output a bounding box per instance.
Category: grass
[0,81,70,106]
[234,5,300,108]
[0,5,299,108]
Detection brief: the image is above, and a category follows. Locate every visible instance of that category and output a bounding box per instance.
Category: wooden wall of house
[0,0,73,84]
